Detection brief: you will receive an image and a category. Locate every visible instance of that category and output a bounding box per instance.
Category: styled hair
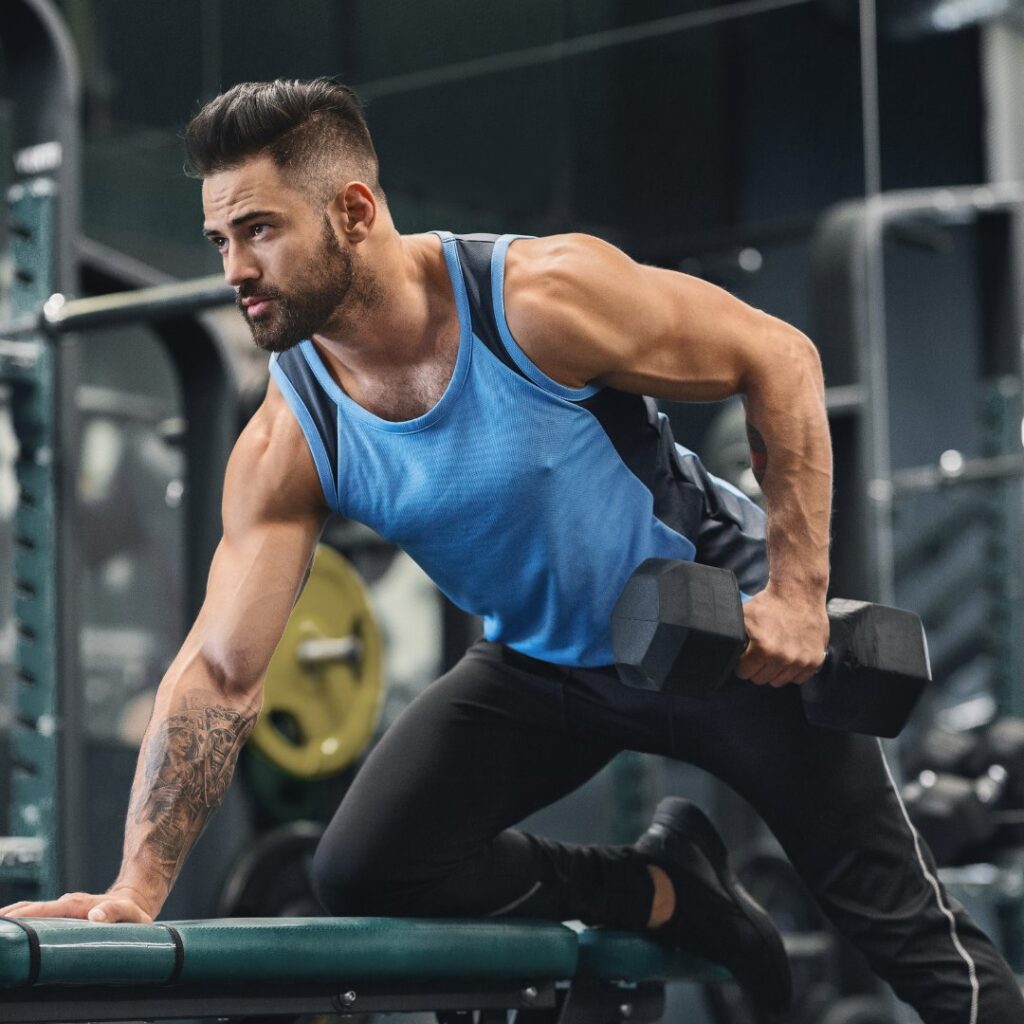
[183,78,382,206]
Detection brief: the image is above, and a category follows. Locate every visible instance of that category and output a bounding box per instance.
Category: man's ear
[331,181,377,242]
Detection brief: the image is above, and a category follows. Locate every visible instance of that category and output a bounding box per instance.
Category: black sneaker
[635,797,792,1015]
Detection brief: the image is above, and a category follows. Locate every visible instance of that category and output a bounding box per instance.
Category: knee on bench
[311,842,434,917]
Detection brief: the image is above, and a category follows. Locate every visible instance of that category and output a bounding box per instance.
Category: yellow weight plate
[251,544,385,779]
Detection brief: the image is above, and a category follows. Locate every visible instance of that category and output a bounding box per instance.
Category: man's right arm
[1,379,330,922]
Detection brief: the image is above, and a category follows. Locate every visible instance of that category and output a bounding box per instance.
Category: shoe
[634,797,792,1015]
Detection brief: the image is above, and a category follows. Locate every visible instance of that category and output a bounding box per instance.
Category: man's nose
[224,246,260,289]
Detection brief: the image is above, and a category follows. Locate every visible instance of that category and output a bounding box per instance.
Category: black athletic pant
[312,472,1024,1024]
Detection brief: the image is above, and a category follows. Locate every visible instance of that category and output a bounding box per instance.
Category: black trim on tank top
[576,389,712,541]
[274,345,340,491]
[451,230,713,545]
[450,233,531,381]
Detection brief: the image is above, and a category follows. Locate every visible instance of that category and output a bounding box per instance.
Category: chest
[347,334,459,423]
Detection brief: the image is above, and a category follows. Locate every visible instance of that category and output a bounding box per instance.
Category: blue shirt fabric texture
[268,231,754,667]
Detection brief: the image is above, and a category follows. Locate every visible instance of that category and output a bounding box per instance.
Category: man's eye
[251,224,268,237]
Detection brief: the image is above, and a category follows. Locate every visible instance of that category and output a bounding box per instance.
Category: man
[3,78,1021,1021]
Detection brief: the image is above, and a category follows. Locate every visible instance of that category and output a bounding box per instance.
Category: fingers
[0,893,153,924]
[88,899,153,924]
[736,645,823,687]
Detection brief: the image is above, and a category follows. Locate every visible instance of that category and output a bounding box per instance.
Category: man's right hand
[0,886,157,923]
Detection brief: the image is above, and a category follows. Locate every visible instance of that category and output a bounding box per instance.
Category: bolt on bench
[0,917,729,1023]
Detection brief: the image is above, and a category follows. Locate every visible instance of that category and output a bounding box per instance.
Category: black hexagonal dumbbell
[961,717,1024,848]
[901,726,982,782]
[611,558,931,737]
[901,769,1006,867]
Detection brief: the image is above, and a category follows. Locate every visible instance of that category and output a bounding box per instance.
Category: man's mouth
[242,297,274,318]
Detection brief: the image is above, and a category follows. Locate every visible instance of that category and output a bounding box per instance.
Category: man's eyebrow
[202,210,278,238]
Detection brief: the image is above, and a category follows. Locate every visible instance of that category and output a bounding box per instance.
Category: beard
[238,217,356,353]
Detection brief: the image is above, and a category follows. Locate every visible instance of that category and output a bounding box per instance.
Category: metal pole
[858,0,895,606]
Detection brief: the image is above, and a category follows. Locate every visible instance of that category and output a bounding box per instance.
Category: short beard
[239,217,356,354]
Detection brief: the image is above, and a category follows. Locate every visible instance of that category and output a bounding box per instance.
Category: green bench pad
[0,918,579,988]
[0,918,730,990]
[575,930,730,982]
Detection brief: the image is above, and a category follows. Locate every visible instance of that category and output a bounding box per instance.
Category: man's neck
[313,231,454,375]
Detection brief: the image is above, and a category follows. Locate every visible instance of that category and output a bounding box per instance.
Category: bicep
[192,396,329,693]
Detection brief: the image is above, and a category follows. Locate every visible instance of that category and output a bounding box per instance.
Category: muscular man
[3,79,1021,1022]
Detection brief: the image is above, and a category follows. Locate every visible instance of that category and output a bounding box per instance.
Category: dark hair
[183,78,382,205]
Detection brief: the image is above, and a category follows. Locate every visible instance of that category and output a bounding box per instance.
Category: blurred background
[0,2,1023,1022]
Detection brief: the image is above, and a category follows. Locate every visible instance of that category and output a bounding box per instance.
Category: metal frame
[0,0,82,901]
[0,976,689,1024]
[0,975,673,1024]
[0,977,561,1023]
[0,270,238,901]
[810,181,1024,604]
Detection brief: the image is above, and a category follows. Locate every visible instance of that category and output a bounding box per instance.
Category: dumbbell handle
[612,559,930,737]
[741,633,831,677]
[296,635,362,667]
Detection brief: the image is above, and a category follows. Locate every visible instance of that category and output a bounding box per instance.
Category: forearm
[111,647,260,915]
[743,328,832,599]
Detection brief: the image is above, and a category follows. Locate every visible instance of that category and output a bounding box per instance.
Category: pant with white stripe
[313,474,1023,1023]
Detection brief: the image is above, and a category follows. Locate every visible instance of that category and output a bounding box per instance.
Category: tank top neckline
[297,230,474,434]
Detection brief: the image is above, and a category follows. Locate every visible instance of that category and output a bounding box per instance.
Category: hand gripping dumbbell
[611,558,931,737]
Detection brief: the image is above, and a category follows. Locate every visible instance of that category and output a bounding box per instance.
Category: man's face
[202,155,354,352]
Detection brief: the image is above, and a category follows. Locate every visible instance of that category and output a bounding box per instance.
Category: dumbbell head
[964,718,1024,806]
[902,727,981,781]
[611,558,746,697]
[801,600,931,737]
[901,771,1003,867]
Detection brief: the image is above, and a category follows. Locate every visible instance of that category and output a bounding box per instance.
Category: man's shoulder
[504,233,621,290]
[229,379,328,517]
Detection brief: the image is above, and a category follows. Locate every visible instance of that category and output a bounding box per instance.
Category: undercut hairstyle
[183,78,383,207]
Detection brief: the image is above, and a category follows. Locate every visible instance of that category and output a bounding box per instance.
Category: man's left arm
[504,232,831,687]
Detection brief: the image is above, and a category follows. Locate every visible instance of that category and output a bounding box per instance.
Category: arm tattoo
[127,690,257,888]
[747,422,768,484]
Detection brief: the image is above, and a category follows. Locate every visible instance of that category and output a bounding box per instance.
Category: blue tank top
[269,231,726,667]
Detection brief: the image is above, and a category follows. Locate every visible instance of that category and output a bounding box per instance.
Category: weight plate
[242,747,320,825]
[217,820,325,918]
[251,544,385,779]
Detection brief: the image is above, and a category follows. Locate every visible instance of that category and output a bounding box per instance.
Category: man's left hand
[735,586,829,687]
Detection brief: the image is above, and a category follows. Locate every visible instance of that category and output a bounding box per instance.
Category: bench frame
[0,976,668,1023]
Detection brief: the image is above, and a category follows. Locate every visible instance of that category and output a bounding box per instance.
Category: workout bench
[0,917,728,1022]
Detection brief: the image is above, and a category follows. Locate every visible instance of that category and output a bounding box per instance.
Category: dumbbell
[902,726,981,781]
[961,718,1024,848]
[611,558,931,737]
[901,769,1006,867]
[906,719,1024,854]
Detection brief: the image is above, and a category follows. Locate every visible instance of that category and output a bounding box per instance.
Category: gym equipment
[0,916,729,1023]
[0,258,241,903]
[901,769,1006,867]
[250,544,384,779]
[701,400,762,504]
[819,996,898,1024]
[217,820,324,919]
[902,726,981,781]
[965,718,1024,806]
[3,176,65,904]
[240,747,323,826]
[612,558,930,737]
[703,848,836,1024]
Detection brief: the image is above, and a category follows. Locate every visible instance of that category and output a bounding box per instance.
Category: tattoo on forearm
[127,690,257,887]
[747,423,768,483]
